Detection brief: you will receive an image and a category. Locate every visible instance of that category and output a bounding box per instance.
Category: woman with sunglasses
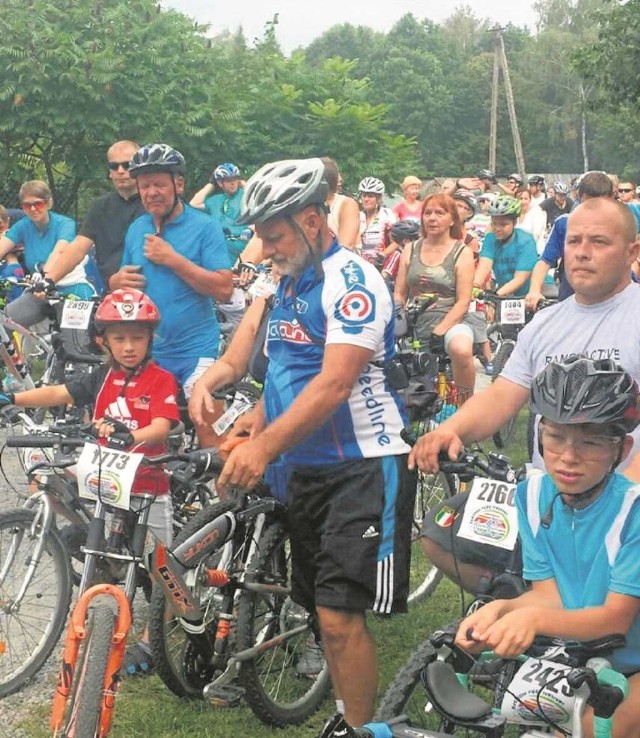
[0,180,95,327]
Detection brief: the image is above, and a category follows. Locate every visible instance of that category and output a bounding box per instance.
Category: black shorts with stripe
[287,455,416,615]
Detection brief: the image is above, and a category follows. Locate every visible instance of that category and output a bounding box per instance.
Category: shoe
[484,362,494,376]
[296,635,325,676]
[317,713,356,738]
[123,640,154,676]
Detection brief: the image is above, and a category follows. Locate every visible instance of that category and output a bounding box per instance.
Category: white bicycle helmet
[237,158,329,225]
[358,177,385,196]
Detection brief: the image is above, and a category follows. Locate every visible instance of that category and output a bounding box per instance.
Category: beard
[273,243,311,278]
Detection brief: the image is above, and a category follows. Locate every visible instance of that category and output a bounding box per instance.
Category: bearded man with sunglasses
[0,180,96,327]
[42,139,145,291]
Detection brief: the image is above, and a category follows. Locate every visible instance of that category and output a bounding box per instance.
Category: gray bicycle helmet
[478,169,496,182]
[507,173,523,186]
[358,177,385,196]
[488,195,521,218]
[236,158,329,226]
[453,189,478,213]
[390,219,420,243]
[530,357,640,435]
[128,143,186,178]
[552,181,569,196]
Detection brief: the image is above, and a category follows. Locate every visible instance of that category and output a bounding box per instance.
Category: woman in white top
[357,176,397,262]
[517,188,547,254]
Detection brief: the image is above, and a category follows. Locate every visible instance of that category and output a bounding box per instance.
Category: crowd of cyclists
[2,143,640,737]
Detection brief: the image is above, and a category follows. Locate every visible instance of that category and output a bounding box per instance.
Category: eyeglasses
[108,161,131,171]
[540,425,622,460]
[21,199,48,212]
[618,188,633,194]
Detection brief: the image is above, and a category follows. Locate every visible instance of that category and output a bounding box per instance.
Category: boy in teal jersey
[457,357,640,736]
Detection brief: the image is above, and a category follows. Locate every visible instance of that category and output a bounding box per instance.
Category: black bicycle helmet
[390,219,420,243]
[528,174,545,187]
[530,357,640,435]
[237,158,329,225]
[129,144,186,178]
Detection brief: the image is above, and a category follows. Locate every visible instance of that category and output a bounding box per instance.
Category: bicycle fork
[50,583,131,738]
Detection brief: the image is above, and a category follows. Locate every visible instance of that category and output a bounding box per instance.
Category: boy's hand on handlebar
[93,416,134,448]
[524,290,544,312]
[408,428,464,473]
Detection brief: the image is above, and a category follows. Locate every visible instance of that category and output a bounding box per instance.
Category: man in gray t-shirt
[409,197,640,591]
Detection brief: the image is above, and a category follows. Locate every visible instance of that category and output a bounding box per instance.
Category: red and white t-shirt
[66,361,180,495]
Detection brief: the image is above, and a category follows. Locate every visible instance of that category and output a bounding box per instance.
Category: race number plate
[19,424,55,476]
[60,301,93,330]
[499,299,526,325]
[457,477,519,550]
[500,658,575,726]
[76,443,143,510]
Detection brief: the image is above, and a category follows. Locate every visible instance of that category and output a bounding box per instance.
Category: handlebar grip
[7,435,62,448]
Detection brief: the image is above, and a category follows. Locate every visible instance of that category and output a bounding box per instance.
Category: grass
[18,412,531,738]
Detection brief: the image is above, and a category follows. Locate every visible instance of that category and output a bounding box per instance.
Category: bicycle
[377,623,628,738]
[0,409,188,698]
[482,292,556,449]
[147,443,332,727]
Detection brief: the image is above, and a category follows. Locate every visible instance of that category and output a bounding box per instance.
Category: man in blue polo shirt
[109,144,233,446]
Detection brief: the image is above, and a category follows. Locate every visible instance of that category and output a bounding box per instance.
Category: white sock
[335,699,345,715]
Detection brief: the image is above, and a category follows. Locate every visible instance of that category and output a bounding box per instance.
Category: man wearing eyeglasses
[42,140,144,291]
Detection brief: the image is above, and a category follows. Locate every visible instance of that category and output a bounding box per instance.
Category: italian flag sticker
[435,507,457,528]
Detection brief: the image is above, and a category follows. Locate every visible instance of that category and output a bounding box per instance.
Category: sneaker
[317,713,356,738]
[484,362,494,376]
[296,635,325,676]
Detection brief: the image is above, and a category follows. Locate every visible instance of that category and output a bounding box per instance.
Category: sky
[164,0,539,52]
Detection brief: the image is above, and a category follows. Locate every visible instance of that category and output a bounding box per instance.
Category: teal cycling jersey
[480,227,538,296]
[516,473,640,674]
[204,188,248,262]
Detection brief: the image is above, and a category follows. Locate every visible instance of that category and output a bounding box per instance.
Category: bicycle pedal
[206,684,245,708]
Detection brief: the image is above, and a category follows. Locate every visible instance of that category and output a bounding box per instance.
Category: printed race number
[457,477,519,550]
[500,658,574,726]
[77,443,143,510]
[60,300,93,330]
[499,299,526,325]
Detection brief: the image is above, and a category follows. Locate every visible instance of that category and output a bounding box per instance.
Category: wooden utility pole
[489,25,526,176]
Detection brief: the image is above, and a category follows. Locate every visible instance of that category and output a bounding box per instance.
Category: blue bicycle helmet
[213,162,241,182]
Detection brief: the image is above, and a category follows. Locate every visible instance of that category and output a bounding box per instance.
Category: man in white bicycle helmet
[217,158,415,737]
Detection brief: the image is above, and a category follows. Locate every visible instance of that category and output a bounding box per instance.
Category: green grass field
[20,414,530,738]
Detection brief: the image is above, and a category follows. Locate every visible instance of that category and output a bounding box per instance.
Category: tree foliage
[0,0,638,210]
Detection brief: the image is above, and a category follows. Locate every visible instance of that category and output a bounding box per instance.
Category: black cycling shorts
[287,455,416,616]
[421,492,516,573]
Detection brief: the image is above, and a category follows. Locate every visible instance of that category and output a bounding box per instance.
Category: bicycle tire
[491,341,516,449]
[408,471,454,605]
[527,410,537,463]
[376,632,437,724]
[148,499,237,699]
[0,508,73,697]
[235,522,331,726]
[63,604,115,738]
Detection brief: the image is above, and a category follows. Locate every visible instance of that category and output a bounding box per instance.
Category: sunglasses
[618,188,633,193]
[21,199,48,212]
[108,161,131,171]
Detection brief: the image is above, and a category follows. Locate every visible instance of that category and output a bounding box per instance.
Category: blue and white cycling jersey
[264,240,409,466]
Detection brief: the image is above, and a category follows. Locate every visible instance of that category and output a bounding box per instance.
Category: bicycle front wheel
[148,500,237,698]
[408,471,454,605]
[235,522,331,727]
[62,604,115,737]
[0,508,73,697]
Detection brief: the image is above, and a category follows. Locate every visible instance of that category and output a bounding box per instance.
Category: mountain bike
[482,292,556,449]
[148,444,332,727]
[377,623,628,738]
